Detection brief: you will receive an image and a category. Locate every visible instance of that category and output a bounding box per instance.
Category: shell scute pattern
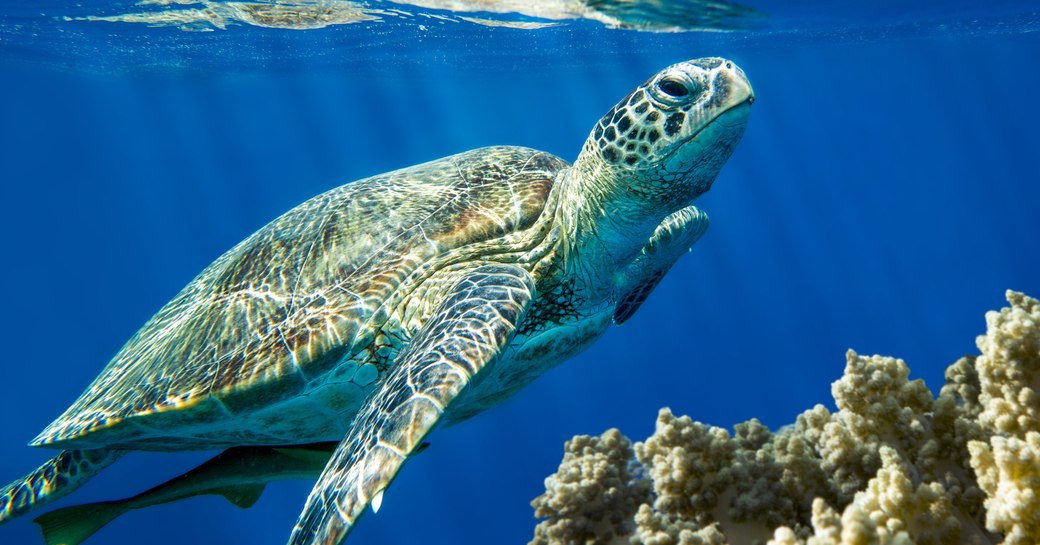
[33,146,567,449]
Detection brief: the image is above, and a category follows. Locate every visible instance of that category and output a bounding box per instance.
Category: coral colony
[532,291,1040,545]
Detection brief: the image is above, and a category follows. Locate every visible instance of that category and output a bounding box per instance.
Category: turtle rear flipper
[33,500,124,545]
[0,448,124,525]
[31,443,337,545]
[288,264,535,545]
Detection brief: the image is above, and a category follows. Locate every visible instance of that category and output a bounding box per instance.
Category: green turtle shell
[34,146,568,450]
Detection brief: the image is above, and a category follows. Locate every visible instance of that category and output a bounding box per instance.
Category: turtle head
[577,58,753,217]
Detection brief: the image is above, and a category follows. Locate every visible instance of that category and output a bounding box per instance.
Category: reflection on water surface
[74,0,763,32]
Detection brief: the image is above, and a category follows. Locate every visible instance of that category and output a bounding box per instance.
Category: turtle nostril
[747,96,755,105]
[726,61,733,69]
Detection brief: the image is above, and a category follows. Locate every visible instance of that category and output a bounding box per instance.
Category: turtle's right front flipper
[289,264,535,545]
[0,449,124,525]
[613,205,710,325]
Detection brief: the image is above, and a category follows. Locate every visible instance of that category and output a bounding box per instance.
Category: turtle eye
[651,75,701,104]
[657,77,689,98]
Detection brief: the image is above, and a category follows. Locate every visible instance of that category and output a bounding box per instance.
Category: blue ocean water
[1,1,1038,544]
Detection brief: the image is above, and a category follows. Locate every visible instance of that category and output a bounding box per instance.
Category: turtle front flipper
[0,448,125,525]
[613,205,710,325]
[288,264,535,545]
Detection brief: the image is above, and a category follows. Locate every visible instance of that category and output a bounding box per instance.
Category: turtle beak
[721,60,755,111]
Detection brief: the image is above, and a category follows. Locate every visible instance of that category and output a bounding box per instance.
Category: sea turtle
[0,57,753,545]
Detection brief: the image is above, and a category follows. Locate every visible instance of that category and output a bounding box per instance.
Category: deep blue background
[1,3,1039,545]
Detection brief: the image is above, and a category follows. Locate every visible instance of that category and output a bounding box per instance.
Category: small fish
[32,443,337,545]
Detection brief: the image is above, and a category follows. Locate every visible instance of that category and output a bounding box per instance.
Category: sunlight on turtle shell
[72,0,763,32]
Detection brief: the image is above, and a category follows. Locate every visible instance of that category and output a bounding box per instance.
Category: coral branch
[532,290,1040,545]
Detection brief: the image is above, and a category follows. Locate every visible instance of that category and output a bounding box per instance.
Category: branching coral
[531,291,1040,545]
[531,429,651,545]
[966,291,1040,545]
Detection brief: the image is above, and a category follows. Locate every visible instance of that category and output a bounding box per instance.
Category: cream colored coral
[969,433,1040,545]
[768,499,889,545]
[967,291,1040,545]
[767,447,989,545]
[634,409,736,520]
[975,291,1040,436]
[932,355,985,469]
[630,409,768,544]
[806,351,938,502]
[530,429,650,545]
[532,291,1039,545]
[633,504,728,545]
[850,446,963,544]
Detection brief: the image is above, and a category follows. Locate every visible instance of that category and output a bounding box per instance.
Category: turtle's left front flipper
[288,264,535,545]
